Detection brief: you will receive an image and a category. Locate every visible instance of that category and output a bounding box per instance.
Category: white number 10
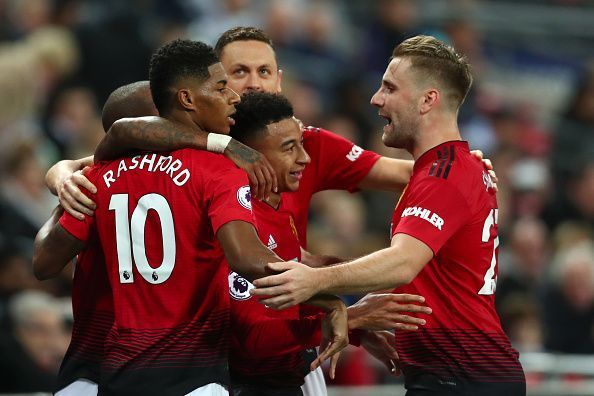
[478,208,498,295]
[109,193,176,285]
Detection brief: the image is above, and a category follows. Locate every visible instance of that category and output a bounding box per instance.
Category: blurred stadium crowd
[0,0,593,392]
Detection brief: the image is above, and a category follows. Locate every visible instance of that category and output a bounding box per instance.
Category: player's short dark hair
[149,39,219,115]
[230,91,293,144]
[392,35,473,110]
[214,26,274,58]
[101,81,157,131]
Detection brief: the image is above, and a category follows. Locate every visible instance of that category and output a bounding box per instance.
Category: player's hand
[470,149,498,191]
[57,166,97,220]
[348,293,432,331]
[224,138,278,200]
[251,261,318,309]
[361,330,401,375]
[311,301,348,379]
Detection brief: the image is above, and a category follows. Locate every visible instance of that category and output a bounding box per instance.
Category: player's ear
[420,88,439,115]
[178,88,195,111]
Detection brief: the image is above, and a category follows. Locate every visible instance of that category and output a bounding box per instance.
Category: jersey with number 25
[59,149,255,395]
[391,141,524,384]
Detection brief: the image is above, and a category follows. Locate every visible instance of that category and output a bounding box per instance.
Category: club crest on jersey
[482,171,495,191]
[228,271,254,300]
[237,185,252,210]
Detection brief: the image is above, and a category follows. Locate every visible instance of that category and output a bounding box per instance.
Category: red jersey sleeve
[392,177,471,255]
[59,211,95,242]
[305,127,380,193]
[204,166,255,233]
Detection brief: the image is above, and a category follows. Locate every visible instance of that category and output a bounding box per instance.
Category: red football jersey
[283,127,380,247]
[228,198,322,388]
[56,234,113,390]
[60,150,255,395]
[390,141,524,386]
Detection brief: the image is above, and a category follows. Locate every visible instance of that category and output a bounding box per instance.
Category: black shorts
[405,373,526,396]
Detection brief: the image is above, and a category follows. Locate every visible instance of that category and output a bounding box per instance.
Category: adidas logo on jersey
[267,235,278,250]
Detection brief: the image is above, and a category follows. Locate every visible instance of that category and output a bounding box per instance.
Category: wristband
[206,133,232,153]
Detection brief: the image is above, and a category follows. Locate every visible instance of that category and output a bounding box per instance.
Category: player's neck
[412,115,461,160]
[262,192,281,210]
[167,109,202,130]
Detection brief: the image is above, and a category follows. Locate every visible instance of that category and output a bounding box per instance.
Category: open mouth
[289,170,303,180]
[228,113,236,126]
[379,113,392,126]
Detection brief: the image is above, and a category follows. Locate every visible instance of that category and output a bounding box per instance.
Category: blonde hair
[392,35,472,110]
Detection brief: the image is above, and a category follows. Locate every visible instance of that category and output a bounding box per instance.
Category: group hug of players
[33,26,526,396]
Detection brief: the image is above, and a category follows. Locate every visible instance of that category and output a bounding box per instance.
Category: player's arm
[96,116,277,199]
[217,220,283,281]
[218,221,349,307]
[300,247,342,268]
[33,206,85,280]
[300,251,433,331]
[45,156,97,220]
[357,157,414,192]
[347,293,431,331]
[252,234,433,309]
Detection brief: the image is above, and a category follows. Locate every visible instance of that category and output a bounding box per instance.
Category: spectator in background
[551,64,594,187]
[542,242,594,354]
[545,159,594,231]
[499,297,543,353]
[0,290,69,392]
[508,159,551,219]
[75,9,152,104]
[547,65,594,230]
[3,0,53,39]
[308,192,385,263]
[0,245,40,320]
[0,25,78,131]
[277,1,351,99]
[0,141,56,238]
[497,218,549,352]
[497,217,550,311]
[360,0,420,75]
[0,141,56,246]
[44,82,104,159]
[188,0,261,45]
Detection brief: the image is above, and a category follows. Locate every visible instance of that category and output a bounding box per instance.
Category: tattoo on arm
[227,139,262,164]
[97,117,208,160]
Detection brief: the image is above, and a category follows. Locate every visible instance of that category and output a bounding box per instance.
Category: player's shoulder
[302,125,360,156]
[85,161,113,184]
[303,125,323,136]
[414,142,482,189]
[175,148,236,170]
[303,125,343,141]
[415,141,473,178]
[415,142,495,202]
